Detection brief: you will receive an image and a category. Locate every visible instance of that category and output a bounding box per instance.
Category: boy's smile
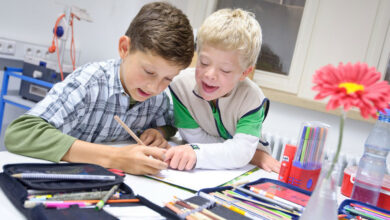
[195,45,250,101]
[118,36,181,102]
[201,81,219,93]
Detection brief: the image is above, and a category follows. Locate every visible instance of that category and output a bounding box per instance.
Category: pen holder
[288,121,330,191]
[288,162,321,191]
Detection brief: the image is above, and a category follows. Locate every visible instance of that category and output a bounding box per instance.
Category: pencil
[64,199,139,204]
[24,199,140,208]
[24,200,92,209]
[114,115,145,145]
[12,173,115,181]
[95,184,120,210]
[235,187,299,212]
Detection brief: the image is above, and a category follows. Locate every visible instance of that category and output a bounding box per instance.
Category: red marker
[278,144,297,183]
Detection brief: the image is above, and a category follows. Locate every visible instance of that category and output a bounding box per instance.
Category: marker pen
[278,144,297,183]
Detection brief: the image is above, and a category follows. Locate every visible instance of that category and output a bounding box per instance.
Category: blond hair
[197,8,262,69]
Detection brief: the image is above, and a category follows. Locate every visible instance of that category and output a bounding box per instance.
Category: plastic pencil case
[0,163,179,220]
[338,199,390,218]
[198,178,311,220]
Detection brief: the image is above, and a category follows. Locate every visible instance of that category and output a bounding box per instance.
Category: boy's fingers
[144,156,168,170]
[164,149,174,162]
[177,158,188,170]
[141,135,154,145]
[150,139,163,148]
[168,152,180,169]
[272,162,281,173]
[186,158,196,170]
[144,147,167,162]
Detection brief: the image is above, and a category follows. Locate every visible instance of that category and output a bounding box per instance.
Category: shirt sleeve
[180,128,258,169]
[4,115,76,162]
[26,71,87,133]
[170,89,199,129]
[179,127,224,144]
[193,133,258,169]
[236,105,265,137]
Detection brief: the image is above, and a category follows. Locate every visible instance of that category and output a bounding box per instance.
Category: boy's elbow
[4,122,21,153]
[235,146,257,168]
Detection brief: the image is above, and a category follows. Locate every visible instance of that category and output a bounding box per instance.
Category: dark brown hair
[125,2,194,68]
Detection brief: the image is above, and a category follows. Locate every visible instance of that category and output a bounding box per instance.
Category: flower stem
[327,110,346,179]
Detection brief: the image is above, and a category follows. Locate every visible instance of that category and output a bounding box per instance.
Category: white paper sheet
[147,164,256,191]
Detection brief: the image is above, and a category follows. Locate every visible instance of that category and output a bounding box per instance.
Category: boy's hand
[250,149,281,173]
[114,144,168,175]
[164,145,196,171]
[140,128,170,149]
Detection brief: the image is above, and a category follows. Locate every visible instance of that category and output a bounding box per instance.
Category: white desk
[0,151,278,219]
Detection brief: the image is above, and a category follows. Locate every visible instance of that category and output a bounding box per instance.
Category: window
[216,0,305,76]
[215,0,317,93]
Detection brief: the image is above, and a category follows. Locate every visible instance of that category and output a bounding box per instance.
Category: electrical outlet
[0,38,16,55]
[23,45,50,59]
[0,36,80,65]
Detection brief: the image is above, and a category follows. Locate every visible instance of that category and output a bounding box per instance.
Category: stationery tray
[338,199,390,219]
[2,163,124,190]
[0,163,179,220]
[197,178,312,220]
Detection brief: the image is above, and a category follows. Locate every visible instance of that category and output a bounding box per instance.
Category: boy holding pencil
[166,8,280,172]
[5,2,194,175]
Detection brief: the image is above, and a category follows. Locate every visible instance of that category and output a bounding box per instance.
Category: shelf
[3,90,37,109]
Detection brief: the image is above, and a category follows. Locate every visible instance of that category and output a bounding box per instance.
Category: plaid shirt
[27,59,174,143]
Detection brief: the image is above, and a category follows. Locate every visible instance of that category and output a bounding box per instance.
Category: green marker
[300,127,312,164]
[95,184,120,210]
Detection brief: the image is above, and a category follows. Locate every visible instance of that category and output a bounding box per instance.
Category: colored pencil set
[165,181,310,220]
[288,121,330,191]
[16,172,137,210]
[24,183,135,209]
[340,202,390,220]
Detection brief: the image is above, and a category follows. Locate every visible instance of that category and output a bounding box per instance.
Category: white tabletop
[0,151,279,219]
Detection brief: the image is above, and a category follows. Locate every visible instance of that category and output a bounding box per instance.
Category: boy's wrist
[189,144,200,150]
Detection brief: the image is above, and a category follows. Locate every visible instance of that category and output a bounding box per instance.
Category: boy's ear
[118,36,131,59]
[240,66,254,81]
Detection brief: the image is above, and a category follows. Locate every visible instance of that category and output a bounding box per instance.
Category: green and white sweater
[169,68,270,169]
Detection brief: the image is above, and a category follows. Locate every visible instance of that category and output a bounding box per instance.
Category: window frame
[252,0,320,94]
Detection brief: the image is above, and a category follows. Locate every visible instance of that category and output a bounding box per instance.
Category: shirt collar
[113,59,138,105]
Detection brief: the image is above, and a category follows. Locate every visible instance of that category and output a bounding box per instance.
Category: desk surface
[0,151,279,219]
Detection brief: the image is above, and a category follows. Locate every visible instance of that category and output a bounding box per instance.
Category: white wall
[263,101,373,159]
[0,0,376,160]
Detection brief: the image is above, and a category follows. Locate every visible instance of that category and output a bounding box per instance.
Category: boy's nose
[146,81,160,94]
[204,68,217,80]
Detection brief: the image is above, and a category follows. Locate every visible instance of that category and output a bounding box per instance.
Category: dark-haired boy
[5,2,194,175]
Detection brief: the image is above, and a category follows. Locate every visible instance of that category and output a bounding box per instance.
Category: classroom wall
[0,0,380,164]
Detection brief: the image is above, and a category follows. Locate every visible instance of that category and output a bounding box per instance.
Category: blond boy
[166,8,280,172]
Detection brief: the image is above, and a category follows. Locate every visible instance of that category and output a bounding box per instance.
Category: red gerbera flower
[312,62,390,118]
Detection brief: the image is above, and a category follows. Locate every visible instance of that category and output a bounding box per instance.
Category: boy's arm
[250,149,281,173]
[62,140,168,175]
[5,115,168,175]
[166,133,258,170]
[179,127,224,144]
[5,115,76,162]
